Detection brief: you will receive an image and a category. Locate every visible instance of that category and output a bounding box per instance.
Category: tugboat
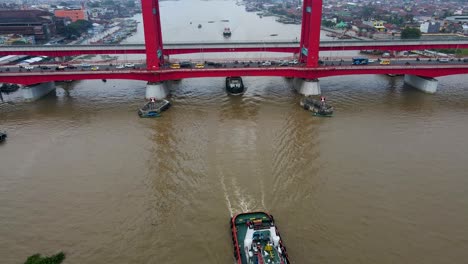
[226,77,245,95]
[138,98,171,118]
[300,96,334,117]
[0,132,6,143]
[0,83,20,93]
[231,211,290,264]
[223,27,232,37]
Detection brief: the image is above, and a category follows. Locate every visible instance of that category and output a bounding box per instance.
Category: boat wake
[231,177,255,213]
[219,171,234,217]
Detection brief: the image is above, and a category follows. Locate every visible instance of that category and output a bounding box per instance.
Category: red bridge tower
[299,0,323,67]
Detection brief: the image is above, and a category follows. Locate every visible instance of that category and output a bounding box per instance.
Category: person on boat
[264,242,273,252]
[320,96,327,111]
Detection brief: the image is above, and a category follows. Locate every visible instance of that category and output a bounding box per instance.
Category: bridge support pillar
[22,82,56,101]
[146,82,169,99]
[404,75,438,94]
[293,78,321,96]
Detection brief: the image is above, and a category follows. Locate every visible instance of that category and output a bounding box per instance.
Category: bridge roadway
[1,40,468,56]
[1,60,467,85]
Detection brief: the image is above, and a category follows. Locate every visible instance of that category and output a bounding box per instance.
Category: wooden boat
[300,96,334,117]
[138,99,171,118]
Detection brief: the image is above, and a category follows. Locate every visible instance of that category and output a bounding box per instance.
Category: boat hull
[226,77,245,95]
[300,97,334,116]
[231,211,290,264]
[0,132,6,142]
[138,99,171,118]
[0,83,20,93]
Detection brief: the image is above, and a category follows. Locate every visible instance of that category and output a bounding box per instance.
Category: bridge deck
[0,40,467,56]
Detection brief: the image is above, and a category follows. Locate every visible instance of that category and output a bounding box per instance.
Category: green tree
[361,6,376,20]
[103,0,115,6]
[58,20,92,39]
[88,2,100,8]
[401,27,421,39]
[322,20,336,28]
[24,252,65,264]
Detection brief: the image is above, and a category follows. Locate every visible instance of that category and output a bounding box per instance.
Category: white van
[439,58,449,63]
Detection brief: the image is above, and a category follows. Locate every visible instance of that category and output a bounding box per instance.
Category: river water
[1,0,468,263]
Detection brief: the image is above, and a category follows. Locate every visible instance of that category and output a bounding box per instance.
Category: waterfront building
[54,6,88,22]
[0,10,56,41]
[420,21,441,33]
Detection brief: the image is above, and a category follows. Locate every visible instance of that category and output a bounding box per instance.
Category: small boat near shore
[223,27,232,37]
[231,211,290,264]
[138,98,171,118]
[300,96,334,117]
[0,83,20,93]
[0,132,7,143]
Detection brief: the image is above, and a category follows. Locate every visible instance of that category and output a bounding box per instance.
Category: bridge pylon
[141,0,164,70]
[299,0,323,67]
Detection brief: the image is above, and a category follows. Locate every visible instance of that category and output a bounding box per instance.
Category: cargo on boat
[231,211,290,264]
[300,96,334,117]
[138,98,171,118]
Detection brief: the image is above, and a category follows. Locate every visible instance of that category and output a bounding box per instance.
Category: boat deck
[234,212,274,264]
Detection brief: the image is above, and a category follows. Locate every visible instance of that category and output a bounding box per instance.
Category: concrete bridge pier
[146,81,170,99]
[404,75,438,94]
[22,82,56,101]
[293,78,321,96]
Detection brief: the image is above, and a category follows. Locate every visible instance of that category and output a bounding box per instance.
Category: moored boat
[300,96,334,117]
[0,83,20,93]
[231,211,290,264]
[138,98,171,118]
[0,132,7,142]
[226,77,245,95]
[223,27,232,37]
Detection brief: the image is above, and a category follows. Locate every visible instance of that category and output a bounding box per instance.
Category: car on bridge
[124,63,135,68]
[91,66,99,71]
[116,64,125,69]
[380,59,391,65]
[195,63,205,69]
[170,63,181,69]
[180,61,192,68]
[24,65,34,70]
[81,63,91,68]
[438,58,449,63]
[262,61,272,66]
